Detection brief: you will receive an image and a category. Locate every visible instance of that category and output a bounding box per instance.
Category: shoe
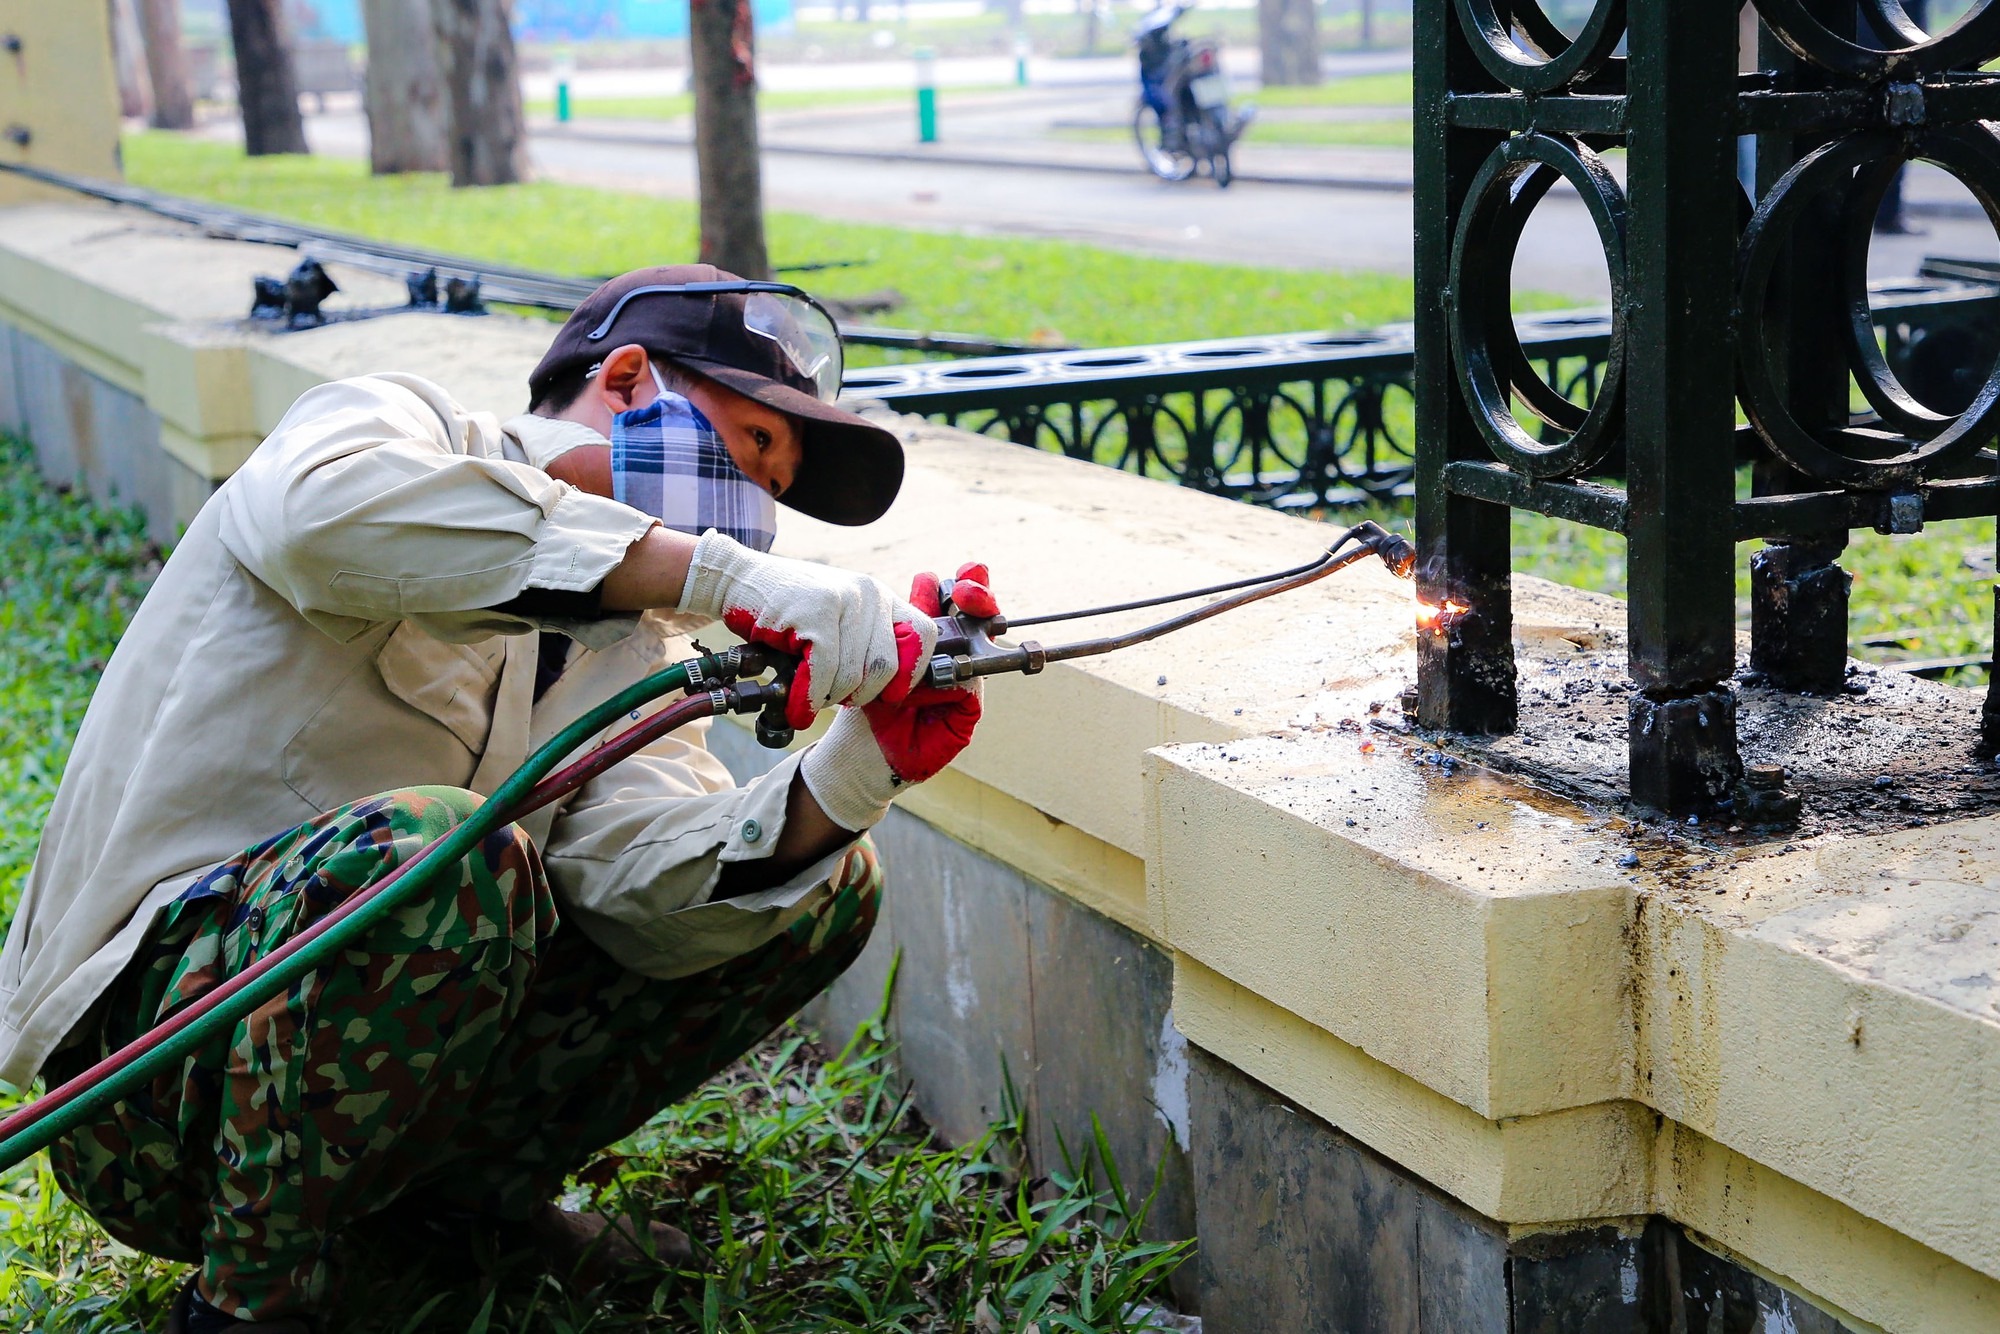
[161,1274,317,1334]
[517,1200,694,1285]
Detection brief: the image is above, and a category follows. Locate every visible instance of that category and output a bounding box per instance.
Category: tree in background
[431,0,529,186]
[690,0,770,278]
[137,0,197,130]
[225,0,309,154]
[362,0,448,174]
[1259,0,1322,84]
[110,0,155,121]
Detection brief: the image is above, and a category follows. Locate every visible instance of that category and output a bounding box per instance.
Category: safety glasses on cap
[583,280,845,403]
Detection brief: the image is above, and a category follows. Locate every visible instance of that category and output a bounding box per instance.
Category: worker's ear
[593,343,655,414]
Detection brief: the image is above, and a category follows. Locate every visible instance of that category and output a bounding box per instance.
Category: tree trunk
[431,0,528,187]
[1358,0,1373,48]
[1259,0,1321,85]
[225,0,308,154]
[690,0,770,278]
[363,0,449,174]
[137,0,196,129]
[110,0,154,121]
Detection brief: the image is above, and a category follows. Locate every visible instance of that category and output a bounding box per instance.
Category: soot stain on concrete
[1399,624,2000,847]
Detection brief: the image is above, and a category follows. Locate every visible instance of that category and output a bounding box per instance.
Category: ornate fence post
[1412,0,1515,735]
[1747,6,1856,695]
[1621,0,1747,811]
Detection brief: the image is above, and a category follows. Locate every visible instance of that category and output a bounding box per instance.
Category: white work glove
[679,531,938,731]
[799,708,905,832]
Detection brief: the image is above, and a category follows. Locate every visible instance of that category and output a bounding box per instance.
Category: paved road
[289,103,1996,304]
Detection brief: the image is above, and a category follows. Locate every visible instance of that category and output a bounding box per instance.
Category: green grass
[1248,71,1413,108]
[1505,513,1995,684]
[0,438,157,927]
[122,133,1422,355]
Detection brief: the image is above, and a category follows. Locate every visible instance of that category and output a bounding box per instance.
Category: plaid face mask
[610,365,779,553]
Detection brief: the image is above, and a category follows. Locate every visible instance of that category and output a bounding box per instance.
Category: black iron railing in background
[848,278,2000,510]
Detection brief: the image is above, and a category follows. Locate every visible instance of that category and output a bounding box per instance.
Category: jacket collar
[504,414,610,471]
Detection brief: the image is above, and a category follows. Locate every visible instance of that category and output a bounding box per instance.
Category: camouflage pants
[45,786,881,1322]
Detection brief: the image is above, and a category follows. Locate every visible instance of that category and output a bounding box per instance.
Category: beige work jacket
[0,373,847,1090]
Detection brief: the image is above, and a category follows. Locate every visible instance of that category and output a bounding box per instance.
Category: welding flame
[1415,599,1470,632]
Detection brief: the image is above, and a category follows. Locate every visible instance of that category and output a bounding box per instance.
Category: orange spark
[1415,599,1470,632]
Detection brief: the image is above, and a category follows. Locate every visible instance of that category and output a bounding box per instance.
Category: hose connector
[1354,521,1416,579]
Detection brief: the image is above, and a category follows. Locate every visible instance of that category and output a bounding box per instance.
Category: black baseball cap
[528,264,904,526]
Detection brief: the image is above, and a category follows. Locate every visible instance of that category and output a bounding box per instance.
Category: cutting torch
[0,521,1418,1171]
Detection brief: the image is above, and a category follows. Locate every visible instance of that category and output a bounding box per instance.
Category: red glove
[859,565,992,783]
[800,563,995,830]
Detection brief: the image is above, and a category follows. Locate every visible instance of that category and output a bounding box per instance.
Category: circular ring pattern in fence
[1737,126,2000,488]
[1448,132,1629,478]
[1754,0,2000,78]
[1452,0,1625,93]
[1321,375,1417,497]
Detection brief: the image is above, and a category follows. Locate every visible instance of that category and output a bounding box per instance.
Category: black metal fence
[847,278,1998,512]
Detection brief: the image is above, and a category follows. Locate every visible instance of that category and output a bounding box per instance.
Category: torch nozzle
[1356,524,1417,579]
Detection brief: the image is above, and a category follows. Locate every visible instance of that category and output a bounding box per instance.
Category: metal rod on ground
[0,161,1068,357]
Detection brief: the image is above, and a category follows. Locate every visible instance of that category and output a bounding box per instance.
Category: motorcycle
[1132,2,1255,187]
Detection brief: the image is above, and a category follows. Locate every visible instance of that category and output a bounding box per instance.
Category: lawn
[1512,509,1997,684]
[0,434,1188,1332]
[122,133,1423,356]
[0,442,156,928]
[1245,119,1413,149]
[1248,71,1413,108]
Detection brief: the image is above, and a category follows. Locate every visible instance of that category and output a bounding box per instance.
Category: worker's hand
[799,564,992,832]
[679,532,938,731]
